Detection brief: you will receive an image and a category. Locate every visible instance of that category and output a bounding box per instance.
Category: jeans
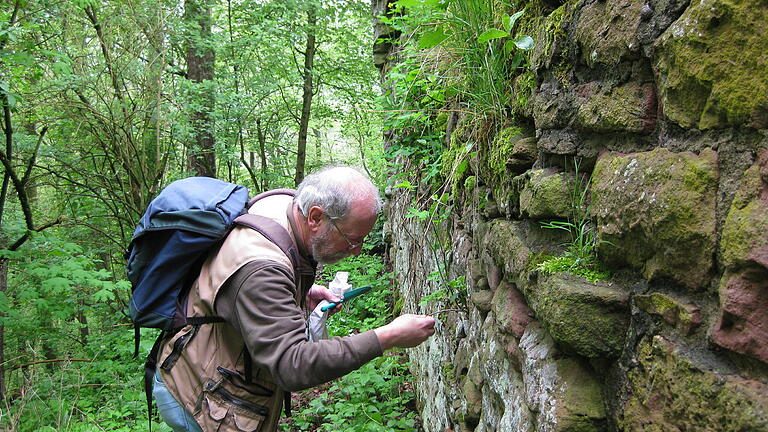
[153,369,202,432]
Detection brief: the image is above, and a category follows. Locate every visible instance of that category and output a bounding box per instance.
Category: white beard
[310,225,351,265]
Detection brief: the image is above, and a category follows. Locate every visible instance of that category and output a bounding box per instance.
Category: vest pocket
[202,391,267,432]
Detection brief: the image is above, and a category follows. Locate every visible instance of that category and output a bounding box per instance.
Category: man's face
[309,200,377,265]
[310,222,353,265]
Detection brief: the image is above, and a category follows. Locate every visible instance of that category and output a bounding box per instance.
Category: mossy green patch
[489,126,524,177]
[536,255,610,283]
[720,163,768,270]
[512,70,537,114]
[620,336,768,430]
[442,125,476,196]
[683,157,719,194]
[655,0,768,129]
[463,175,476,193]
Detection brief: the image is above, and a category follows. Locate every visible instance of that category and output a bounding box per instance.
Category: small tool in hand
[320,285,372,311]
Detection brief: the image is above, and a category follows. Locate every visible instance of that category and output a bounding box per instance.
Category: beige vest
[158,194,313,432]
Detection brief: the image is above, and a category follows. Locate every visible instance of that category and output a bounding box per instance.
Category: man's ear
[306,205,325,233]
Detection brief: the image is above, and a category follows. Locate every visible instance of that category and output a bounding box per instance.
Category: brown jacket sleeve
[214,259,383,391]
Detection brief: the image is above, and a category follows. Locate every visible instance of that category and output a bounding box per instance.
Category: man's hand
[306,284,342,313]
[374,314,436,351]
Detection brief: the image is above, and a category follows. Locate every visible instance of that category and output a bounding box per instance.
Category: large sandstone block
[574,81,657,134]
[712,150,768,364]
[526,273,630,358]
[575,0,644,67]
[591,148,718,290]
[654,0,768,129]
[619,335,768,430]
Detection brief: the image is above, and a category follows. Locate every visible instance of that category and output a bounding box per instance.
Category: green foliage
[0,1,395,431]
[382,0,534,117]
[418,270,466,311]
[283,355,417,432]
[536,254,609,283]
[320,254,393,334]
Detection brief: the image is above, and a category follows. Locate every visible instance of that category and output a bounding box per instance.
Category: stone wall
[375,0,768,431]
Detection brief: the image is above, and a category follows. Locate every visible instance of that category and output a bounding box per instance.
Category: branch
[9,217,64,250]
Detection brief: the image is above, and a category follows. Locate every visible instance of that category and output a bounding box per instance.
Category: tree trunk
[76,308,89,346]
[294,5,317,186]
[185,0,216,178]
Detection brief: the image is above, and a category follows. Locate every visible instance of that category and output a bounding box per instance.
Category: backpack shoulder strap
[234,214,299,271]
[247,188,296,209]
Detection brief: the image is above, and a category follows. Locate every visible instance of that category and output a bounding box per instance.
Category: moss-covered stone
[654,0,768,129]
[635,292,702,335]
[720,156,768,270]
[619,335,768,430]
[519,168,576,219]
[489,126,525,177]
[575,81,656,133]
[575,0,644,67]
[482,219,566,285]
[527,273,630,358]
[555,358,607,431]
[591,148,718,290]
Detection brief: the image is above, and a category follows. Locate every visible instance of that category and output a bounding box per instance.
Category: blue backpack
[126,177,298,340]
[125,177,299,427]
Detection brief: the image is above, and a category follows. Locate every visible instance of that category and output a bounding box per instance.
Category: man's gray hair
[295,166,383,220]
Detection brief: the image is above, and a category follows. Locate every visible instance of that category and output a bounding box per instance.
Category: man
[153,166,436,431]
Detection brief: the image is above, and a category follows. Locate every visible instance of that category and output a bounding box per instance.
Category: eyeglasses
[328,217,362,250]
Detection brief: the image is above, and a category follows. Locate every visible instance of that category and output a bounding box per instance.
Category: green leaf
[505,10,525,32]
[418,28,449,49]
[477,28,509,44]
[513,35,535,50]
[395,0,424,8]
[42,277,72,292]
[394,180,415,190]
